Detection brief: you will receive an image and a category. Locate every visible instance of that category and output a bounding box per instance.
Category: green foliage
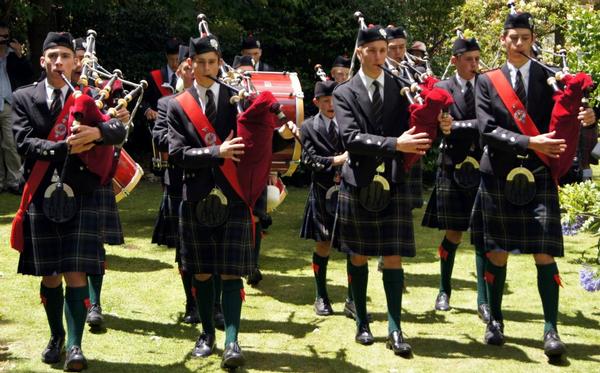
[559,180,600,234]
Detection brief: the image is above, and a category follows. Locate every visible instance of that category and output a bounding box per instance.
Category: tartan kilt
[469,169,563,256]
[179,197,254,276]
[406,158,424,209]
[335,180,416,257]
[300,182,338,247]
[18,192,106,276]
[152,187,181,250]
[94,184,124,245]
[422,167,478,231]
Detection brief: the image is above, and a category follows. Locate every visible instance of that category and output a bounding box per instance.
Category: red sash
[487,69,551,168]
[10,95,75,252]
[175,91,256,242]
[150,69,172,97]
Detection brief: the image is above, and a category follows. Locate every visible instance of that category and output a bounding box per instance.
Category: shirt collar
[507,59,532,89]
[454,73,475,91]
[45,79,70,102]
[358,68,385,92]
[193,80,220,109]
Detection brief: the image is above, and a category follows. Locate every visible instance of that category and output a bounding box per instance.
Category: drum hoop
[114,162,144,203]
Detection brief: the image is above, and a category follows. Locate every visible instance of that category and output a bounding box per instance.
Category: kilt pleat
[422,167,478,231]
[18,193,106,276]
[469,170,563,256]
[335,181,415,257]
[406,159,424,210]
[94,184,124,245]
[300,183,337,245]
[179,198,254,276]
[152,187,181,249]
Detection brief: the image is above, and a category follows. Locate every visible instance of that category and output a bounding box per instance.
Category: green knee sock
[222,279,244,346]
[312,252,329,299]
[348,261,368,326]
[179,268,195,305]
[536,262,560,333]
[213,274,222,306]
[87,275,103,305]
[439,237,459,296]
[346,255,354,301]
[382,268,404,334]
[193,276,215,335]
[64,286,90,349]
[40,283,65,337]
[485,259,507,322]
[475,246,488,306]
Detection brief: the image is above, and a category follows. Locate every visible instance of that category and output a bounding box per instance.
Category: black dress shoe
[214,303,225,330]
[484,320,505,346]
[543,329,567,357]
[63,345,88,372]
[314,297,334,316]
[477,303,491,324]
[221,341,246,369]
[246,268,263,286]
[41,334,65,364]
[182,302,201,324]
[386,330,412,356]
[435,292,450,311]
[355,323,374,345]
[86,304,104,328]
[191,332,215,358]
[343,299,373,322]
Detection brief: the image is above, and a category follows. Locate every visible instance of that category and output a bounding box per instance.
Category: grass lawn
[1,180,599,372]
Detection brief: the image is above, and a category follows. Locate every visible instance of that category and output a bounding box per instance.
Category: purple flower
[579,266,600,292]
[562,215,588,236]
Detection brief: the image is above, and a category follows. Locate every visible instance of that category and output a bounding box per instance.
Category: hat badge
[379,29,387,38]
[256,40,261,48]
[210,39,219,49]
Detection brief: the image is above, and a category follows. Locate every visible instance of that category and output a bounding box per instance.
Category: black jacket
[476,62,556,178]
[300,114,342,187]
[12,81,127,197]
[333,72,410,187]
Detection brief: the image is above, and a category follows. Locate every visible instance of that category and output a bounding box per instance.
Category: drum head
[195,189,229,227]
[505,172,536,206]
[43,183,77,223]
[325,185,340,216]
[453,159,480,189]
[359,178,391,213]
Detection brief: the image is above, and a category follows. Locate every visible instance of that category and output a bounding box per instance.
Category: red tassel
[438,245,449,261]
[84,298,91,309]
[240,288,246,302]
[40,295,47,306]
[554,274,564,288]
[484,271,495,284]
[191,286,197,299]
[312,263,320,274]
[348,275,352,285]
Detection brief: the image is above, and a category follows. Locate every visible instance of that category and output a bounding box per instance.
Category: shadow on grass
[242,349,369,373]
[243,317,322,339]
[106,254,173,273]
[509,336,600,363]
[85,359,192,373]
[260,254,312,274]
[102,314,197,340]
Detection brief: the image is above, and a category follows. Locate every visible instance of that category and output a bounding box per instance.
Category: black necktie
[515,70,527,107]
[464,81,475,118]
[170,73,177,90]
[371,80,383,129]
[205,89,217,125]
[50,88,62,119]
[327,119,339,151]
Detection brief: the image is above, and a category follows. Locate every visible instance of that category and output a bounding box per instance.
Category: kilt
[179,197,254,276]
[18,192,106,276]
[469,169,563,256]
[422,167,478,231]
[152,188,181,250]
[300,182,338,247]
[335,180,416,257]
[406,158,424,210]
[94,184,124,245]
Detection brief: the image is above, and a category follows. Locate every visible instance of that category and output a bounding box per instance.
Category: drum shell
[112,149,144,202]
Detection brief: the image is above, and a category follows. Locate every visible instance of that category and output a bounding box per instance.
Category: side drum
[112,149,144,202]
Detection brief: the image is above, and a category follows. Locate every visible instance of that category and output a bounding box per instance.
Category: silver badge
[379,29,387,38]
[210,39,219,50]
[256,40,261,49]
[55,124,67,137]
[205,132,217,145]
[514,109,526,123]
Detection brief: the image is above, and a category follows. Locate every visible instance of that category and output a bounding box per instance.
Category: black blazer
[153,94,182,188]
[12,81,127,197]
[476,62,556,178]
[333,72,410,187]
[300,114,342,186]
[435,76,482,167]
[6,51,34,91]
[256,61,274,72]
[140,66,172,116]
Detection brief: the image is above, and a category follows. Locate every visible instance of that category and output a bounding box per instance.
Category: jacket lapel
[348,75,374,130]
[449,77,467,118]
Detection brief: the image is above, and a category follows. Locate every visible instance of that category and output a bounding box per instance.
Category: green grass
[1,180,599,372]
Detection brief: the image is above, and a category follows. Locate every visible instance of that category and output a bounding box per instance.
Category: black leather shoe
[544,329,567,357]
[435,292,450,311]
[86,304,104,328]
[41,334,65,364]
[63,345,88,372]
[478,304,491,324]
[191,332,216,358]
[246,268,263,286]
[214,303,225,330]
[386,330,412,356]
[343,299,373,322]
[314,297,334,316]
[484,320,505,346]
[355,323,374,345]
[221,341,245,369]
[182,302,200,324]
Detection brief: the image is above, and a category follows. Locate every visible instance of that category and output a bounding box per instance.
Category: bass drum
[112,149,144,202]
[247,71,304,177]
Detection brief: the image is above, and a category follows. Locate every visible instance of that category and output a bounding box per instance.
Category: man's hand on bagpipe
[396,126,432,155]
[219,130,246,162]
[578,107,596,127]
[528,131,567,159]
